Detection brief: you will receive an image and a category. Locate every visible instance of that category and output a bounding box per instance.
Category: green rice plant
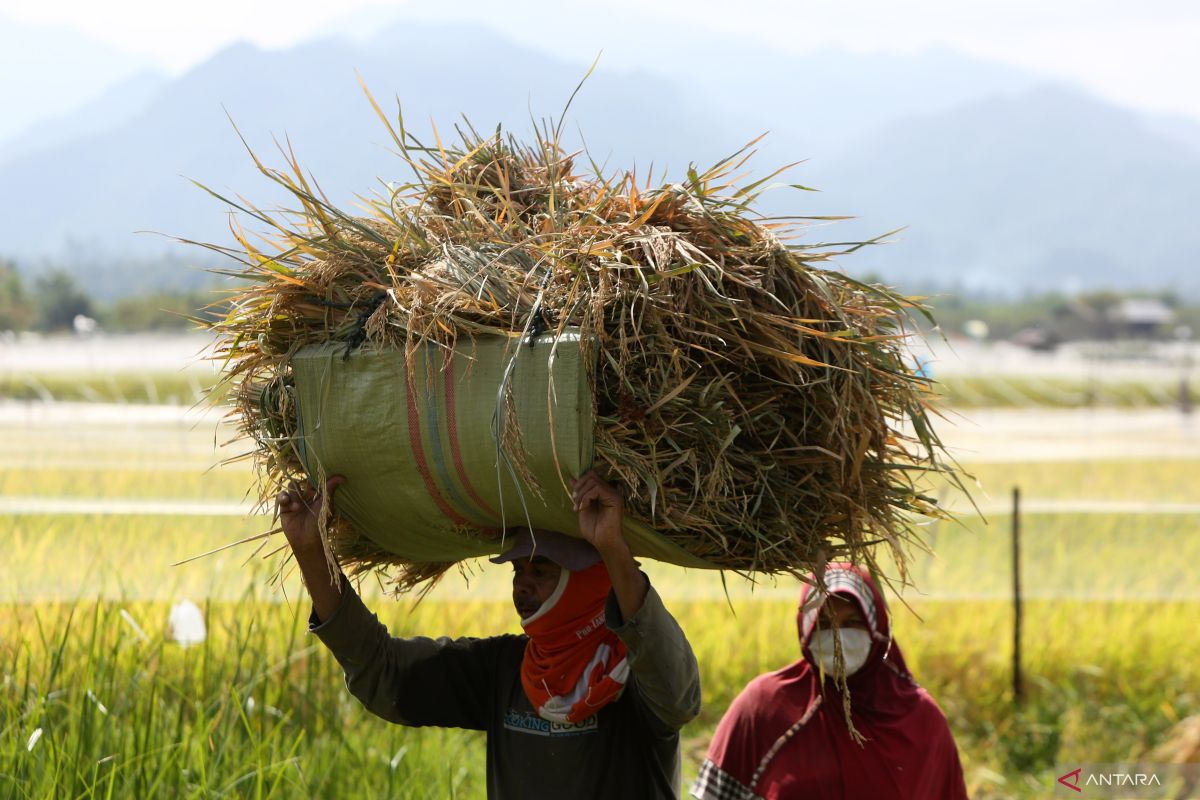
[0,514,270,602]
[3,597,1196,799]
[0,598,500,798]
[930,459,1200,505]
[0,467,252,502]
[0,372,222,406]
[4,506,1197,604]
[0,369,1188,412]
[936,375,1191,409]
[0,419,228,468]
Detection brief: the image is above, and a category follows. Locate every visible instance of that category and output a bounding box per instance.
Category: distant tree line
[921,289,1199,344]
[2,258,1197,340]
[0,260,227,334]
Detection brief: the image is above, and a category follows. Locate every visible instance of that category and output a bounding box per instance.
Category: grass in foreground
[3,597,1196,799]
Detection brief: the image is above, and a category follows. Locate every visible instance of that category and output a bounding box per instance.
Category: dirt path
[4,402,1198,462]
[0,497,256,516]
[938,408,1200,462]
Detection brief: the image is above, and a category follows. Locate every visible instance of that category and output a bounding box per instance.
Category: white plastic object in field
[168,600,207,646]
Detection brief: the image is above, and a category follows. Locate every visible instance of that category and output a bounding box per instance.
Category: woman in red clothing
[692,563,968,800]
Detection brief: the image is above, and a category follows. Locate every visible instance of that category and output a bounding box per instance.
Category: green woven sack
[290,330,711,568]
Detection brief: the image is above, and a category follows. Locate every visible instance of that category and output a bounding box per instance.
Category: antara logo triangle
[1058,767,1083,793]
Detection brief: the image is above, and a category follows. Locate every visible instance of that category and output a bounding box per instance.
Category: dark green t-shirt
[310,582,701,799]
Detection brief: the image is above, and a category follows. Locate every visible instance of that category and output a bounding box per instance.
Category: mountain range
[0,16,1196,297]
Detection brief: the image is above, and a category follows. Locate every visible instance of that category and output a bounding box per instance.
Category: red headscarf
[520,561,630,723]
[693,564,968,800]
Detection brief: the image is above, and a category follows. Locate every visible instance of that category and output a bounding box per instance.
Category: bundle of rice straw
[198,93,958,592]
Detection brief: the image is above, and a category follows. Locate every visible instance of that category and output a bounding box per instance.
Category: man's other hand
[278,476,345,554]
[571,470,627,558]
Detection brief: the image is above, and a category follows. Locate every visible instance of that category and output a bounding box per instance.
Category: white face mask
[809,628,873,676]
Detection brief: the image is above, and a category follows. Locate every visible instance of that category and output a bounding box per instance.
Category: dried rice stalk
[196,89,960,592]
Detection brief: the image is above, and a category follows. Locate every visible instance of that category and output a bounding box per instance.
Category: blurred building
[1107,298,1174,338]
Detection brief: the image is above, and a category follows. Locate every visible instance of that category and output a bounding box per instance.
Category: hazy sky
[3,0,1199,120]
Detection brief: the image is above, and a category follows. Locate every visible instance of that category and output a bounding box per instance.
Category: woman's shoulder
[907,684,959,737]
[727,659,811,715]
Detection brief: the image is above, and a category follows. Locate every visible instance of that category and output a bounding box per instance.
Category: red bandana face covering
[520,562,630,723]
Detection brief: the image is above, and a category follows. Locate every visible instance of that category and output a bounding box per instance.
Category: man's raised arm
[572,471,702,731]
[278,477,346,622]
[277,478,504,731]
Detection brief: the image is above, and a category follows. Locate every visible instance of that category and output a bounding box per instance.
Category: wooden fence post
[1012,486,1024,704]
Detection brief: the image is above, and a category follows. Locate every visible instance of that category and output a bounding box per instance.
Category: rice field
[6,595,1198,798]
[2,368,1196,411]
[936,374,1192,409]
[2,405,1199,798]
[0,371,219,406]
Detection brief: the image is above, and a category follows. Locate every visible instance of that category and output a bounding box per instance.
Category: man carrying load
[279,468,702,799]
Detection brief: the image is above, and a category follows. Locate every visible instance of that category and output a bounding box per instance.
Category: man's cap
[488,529,602,572]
